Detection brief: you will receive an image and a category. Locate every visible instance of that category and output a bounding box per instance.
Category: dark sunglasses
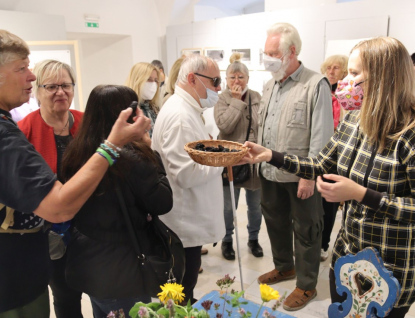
[194,73,221,87]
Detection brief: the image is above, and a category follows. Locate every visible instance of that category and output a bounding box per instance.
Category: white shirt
[152,86,225,248]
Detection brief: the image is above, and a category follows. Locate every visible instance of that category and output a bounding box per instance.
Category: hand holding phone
[128,101,138,121]
[129,101,138,113]
[321,176,336,184]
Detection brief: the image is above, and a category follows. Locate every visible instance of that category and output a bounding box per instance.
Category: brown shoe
[198,267,203,274]
[257,268,296,285]
[283,287,317,311]
[201,248,208,255]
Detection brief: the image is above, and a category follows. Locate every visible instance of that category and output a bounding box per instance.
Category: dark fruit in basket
[195,143,206,150]
[193,142,240,153]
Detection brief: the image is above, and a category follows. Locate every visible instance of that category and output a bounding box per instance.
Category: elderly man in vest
[257,22,333,311]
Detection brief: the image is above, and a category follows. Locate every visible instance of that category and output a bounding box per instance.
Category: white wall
[166,0,415,137]
[194,5,240,22]
[1,0,163,101]
[0,9,66,41]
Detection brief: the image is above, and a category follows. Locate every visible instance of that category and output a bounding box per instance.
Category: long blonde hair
[166,56,185,95]
[125,62,160,112]
[355,37,415,151]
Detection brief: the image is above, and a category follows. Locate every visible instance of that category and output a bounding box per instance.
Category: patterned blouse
[140,101,157,138]
[271,111,415,307]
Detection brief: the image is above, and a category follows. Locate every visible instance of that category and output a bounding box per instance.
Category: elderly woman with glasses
[18,59,84,318]
[214,52,263,261]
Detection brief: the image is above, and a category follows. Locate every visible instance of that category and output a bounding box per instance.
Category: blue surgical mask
[194,76,219,109]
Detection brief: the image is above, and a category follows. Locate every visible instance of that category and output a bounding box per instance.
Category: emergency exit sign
[85,22,99,28]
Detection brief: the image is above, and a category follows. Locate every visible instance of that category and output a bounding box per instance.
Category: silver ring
[145,129,149,133]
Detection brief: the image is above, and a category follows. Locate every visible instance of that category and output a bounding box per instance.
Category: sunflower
[259,284,280,302]
[157,282,185,304]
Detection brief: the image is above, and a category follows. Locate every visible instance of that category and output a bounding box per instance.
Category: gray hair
[33,59,76,104]
[177,54,216,85]
[0,30,30,84]
[0,30,30,67]
[267,22,302,56]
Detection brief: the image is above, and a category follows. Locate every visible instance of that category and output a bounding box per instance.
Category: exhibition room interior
[2,0,415,317]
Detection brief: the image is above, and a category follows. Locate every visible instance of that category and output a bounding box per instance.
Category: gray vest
[258,67,326,182]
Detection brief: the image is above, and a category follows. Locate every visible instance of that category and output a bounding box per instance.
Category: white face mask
[141,81,158,101]
[263,54,283,73]
[194,76,219,109]
[264,54,290,81]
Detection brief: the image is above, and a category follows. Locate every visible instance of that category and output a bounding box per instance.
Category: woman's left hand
[316,174,366,202]
[230,84,243,100]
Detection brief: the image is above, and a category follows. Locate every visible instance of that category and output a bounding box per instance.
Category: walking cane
[227,165,244,291]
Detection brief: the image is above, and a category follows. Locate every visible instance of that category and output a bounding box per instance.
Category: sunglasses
[195,73,222,87]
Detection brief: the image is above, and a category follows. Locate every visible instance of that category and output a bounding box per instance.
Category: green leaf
[175,307,187,317]
[353,304,357,310]
[354,299,358,305]
[157,307,169,316]
[361,303,367,308]
[147,303,162,311]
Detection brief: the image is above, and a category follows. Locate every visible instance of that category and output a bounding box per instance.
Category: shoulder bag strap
[244,94,252,142]
[115,183,145,260]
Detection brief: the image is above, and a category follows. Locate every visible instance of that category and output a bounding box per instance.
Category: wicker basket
[184,140,248,167]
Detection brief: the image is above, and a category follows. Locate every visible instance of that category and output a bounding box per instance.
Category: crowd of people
[1,19,415,318]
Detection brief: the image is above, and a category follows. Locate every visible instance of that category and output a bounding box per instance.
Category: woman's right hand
[107,107,151,148]
[230,84,243,100]
[238,141,273,164]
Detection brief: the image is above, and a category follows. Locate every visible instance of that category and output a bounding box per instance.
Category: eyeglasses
[228,75,246,81]
[194,73,221,87]
[39,83,75,94]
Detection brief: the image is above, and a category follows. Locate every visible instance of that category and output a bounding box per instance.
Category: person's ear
[290,45,296,57]
[188,73,197,86]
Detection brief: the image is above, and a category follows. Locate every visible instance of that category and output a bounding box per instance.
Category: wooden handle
[227,166,233,182]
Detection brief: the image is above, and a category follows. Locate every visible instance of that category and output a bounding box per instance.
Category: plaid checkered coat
[280,111,415,307]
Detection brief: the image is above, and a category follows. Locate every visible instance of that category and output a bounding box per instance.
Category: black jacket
[65,152,172,299]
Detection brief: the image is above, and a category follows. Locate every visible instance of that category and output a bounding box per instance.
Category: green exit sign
[85,22,99,28]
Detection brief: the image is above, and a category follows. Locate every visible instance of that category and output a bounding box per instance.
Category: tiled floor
[50,189,415,317]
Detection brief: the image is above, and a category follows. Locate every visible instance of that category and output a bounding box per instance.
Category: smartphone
[128,101,138,122]
[321,176,336,184]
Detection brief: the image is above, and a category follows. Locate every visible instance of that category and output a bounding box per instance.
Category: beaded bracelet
[104,139,122,152]
[96,148,114,166]
[100,143,120,158]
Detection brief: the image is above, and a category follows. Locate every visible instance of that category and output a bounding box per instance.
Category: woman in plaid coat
[241,37,415,317]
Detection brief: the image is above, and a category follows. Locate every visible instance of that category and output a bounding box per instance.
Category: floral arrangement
[108,275,285,318]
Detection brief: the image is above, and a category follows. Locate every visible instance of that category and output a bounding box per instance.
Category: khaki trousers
[260,174,323,290]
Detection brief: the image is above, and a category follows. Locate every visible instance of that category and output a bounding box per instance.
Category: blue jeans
[90,295,151,318]
[222,186,262,242]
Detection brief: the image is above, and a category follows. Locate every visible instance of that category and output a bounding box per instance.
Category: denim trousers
[222,186,262,242]
[89,295,151,318]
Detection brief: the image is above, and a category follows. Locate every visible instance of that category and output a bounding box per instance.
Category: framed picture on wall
[204,48,228,70]
[27,40,84,111]
[181,48,203,56]
[257,48,265,71]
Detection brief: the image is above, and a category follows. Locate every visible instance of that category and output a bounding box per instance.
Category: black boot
[221,241,235,260]
[248,240,263,257]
